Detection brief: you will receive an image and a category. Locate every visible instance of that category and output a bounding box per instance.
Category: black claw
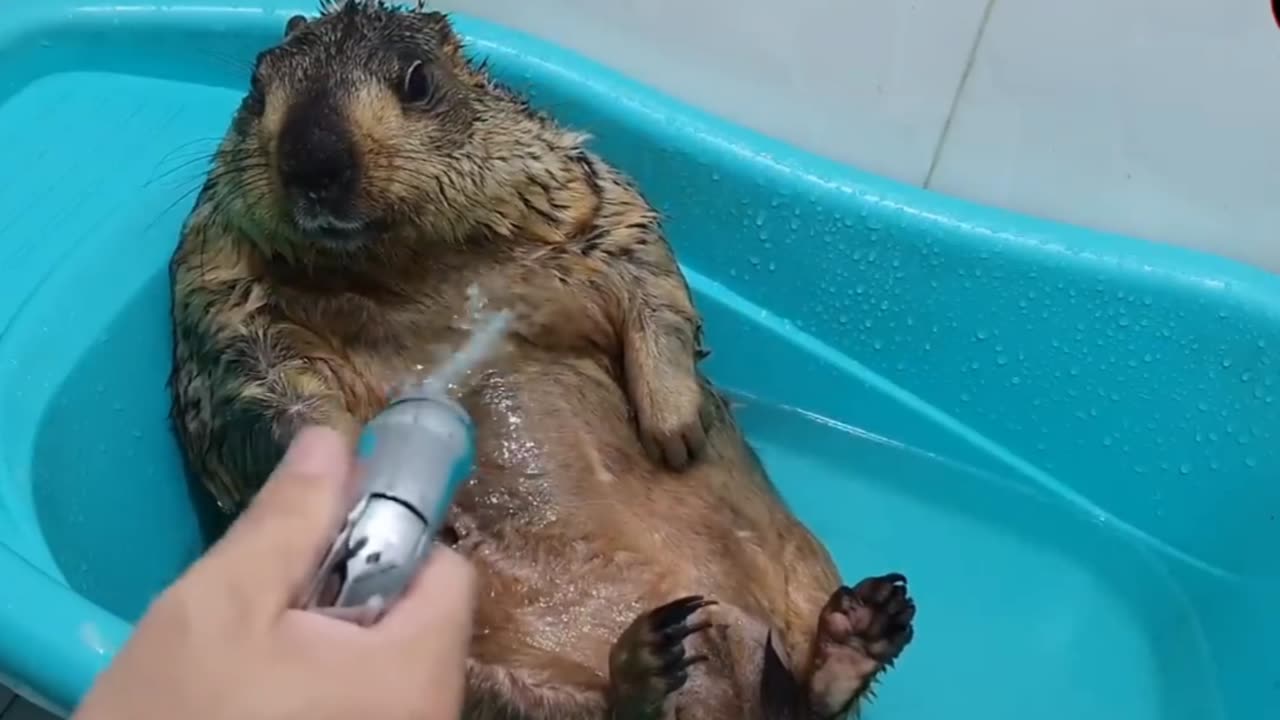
[664,669,690,694]
[887,601,917,632]
[866,613,889,638]
[661,619,712,645]
[649,595,717,632]
[637,596,718,697]
[658,643,686,670]
[869,582,896,604]
[903,599,917,618]
[848,573,910,606]
[659,654,710,694]
[673,653,710,673]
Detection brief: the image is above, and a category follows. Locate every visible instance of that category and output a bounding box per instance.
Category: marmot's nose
[277,101,359,210]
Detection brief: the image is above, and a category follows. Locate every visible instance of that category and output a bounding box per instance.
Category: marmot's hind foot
[807,574,915,717]
[607,595,717,718]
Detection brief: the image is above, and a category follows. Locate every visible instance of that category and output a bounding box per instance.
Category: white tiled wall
[439,0,1280,275]
[930,0,1280,274]
[437,0,992,185]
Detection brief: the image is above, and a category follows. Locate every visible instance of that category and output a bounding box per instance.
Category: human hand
[71,426,476,720]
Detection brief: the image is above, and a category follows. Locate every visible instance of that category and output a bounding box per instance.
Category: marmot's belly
[448,361,830,674]
[453,458,778,671]
[458,517,654,673]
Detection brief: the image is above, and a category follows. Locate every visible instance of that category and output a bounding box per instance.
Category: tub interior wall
[1,19,1023,610]
[474,36,1280,579]
[7,25,1277,579]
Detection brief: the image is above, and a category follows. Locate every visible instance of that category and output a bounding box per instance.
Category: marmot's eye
[401,60,435,105]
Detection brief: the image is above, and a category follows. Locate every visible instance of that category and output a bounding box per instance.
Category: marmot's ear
[285,14,309,37]
[425,11,463,57]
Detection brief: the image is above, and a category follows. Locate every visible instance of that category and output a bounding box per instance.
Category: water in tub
[725,392,1220,719]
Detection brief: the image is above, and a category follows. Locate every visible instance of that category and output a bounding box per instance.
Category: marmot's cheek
[258,95,288,156]
[354,166,404,221]
[346,84,404,156]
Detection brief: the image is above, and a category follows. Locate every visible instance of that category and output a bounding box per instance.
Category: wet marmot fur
[168,2,915,718]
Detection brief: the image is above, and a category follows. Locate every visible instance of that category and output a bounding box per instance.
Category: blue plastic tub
[0,2,1276,718]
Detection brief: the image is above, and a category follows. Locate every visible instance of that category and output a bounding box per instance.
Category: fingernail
[281,425,351,478]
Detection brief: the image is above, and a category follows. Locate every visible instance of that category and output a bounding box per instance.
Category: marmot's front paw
[635,376,708,471]
[622,309,710,471]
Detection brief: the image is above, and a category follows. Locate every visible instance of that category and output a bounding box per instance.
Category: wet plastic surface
[0,2,1276,717]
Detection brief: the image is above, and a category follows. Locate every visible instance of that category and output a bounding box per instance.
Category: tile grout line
[923,0,998,188]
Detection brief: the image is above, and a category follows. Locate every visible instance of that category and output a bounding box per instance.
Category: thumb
[191,425,358,616]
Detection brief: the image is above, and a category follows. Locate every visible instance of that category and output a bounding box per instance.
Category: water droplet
[1179,463,1192,475]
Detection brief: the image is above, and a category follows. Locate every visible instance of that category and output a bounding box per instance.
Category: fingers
[190,426,359,616]
[377,545,477,660]
[376,546,476,715]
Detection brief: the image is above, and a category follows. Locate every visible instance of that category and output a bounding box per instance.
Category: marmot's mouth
[293,206,366,232]
[292,206,381,248]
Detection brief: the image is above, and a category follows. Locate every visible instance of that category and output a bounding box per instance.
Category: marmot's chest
[444,357,640,533]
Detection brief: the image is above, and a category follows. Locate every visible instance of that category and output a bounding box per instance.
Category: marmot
[167,2,915,718]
